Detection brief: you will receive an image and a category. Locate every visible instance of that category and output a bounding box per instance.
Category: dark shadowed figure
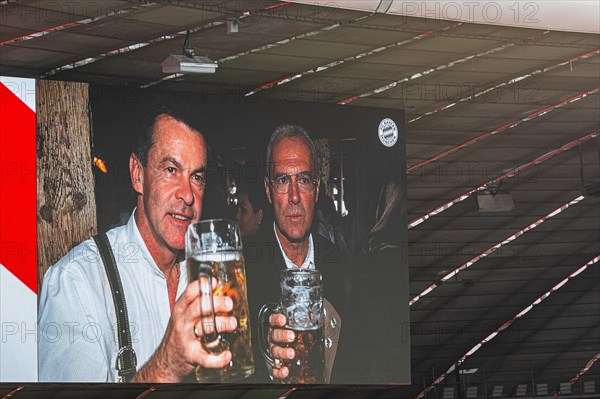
[334,180,409,383]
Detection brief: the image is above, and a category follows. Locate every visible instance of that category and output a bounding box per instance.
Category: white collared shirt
[273,222,315,269]
[38,210,188,382]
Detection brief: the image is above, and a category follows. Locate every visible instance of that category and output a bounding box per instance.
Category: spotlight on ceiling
[227,18,239,34]
[477,182,514,212]
[459,368,479,375]
[161,55,217,74]
[477,193,514,212]
[161,30,217,74]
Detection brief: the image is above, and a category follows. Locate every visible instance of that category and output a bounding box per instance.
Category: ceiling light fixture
[161,30,217,74]
[227,18,239,34]
[477,182,514,213]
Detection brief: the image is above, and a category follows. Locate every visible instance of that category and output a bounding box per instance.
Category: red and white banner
[0,76,38,382]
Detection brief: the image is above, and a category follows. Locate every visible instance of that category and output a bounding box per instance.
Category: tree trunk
[36,80,97,284]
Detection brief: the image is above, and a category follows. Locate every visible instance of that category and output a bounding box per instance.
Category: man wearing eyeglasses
[245,124,349,383]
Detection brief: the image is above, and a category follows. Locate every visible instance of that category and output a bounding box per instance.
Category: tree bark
[36,80,97,284]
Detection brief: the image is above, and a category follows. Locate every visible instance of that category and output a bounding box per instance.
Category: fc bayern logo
[378,118,398,147]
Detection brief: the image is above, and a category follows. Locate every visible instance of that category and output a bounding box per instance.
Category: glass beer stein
[258,269,325,384]
[186,219,254,382]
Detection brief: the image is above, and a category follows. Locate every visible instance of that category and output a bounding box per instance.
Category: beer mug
[185,219,254,382]
[258,269,325,384]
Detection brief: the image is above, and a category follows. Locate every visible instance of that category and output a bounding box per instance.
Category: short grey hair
[265,124,318,177]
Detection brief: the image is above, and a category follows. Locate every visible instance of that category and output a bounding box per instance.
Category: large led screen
[29,83,410,384]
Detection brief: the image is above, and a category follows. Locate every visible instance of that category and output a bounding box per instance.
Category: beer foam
[195,251,240,262]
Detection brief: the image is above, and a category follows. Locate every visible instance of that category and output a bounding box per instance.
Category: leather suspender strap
[93,233,137,382]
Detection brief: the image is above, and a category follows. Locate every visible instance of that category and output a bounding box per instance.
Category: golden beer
[187,251,254,382]
[282,328,325,384]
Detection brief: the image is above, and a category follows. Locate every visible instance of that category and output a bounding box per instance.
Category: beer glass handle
[258,302,280,366]
[198,265,226,354]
